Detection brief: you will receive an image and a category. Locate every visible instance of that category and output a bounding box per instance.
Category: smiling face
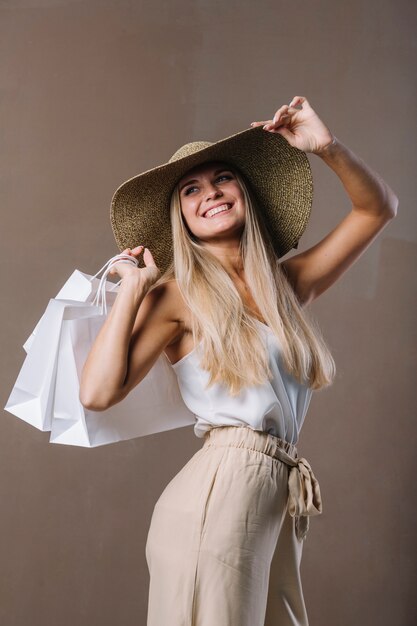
[177,160,246,244]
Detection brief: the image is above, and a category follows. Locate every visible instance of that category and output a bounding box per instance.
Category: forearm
[314,137,399,217]
[79,274,148,409]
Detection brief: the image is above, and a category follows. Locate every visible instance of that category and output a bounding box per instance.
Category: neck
[201,240,245,281]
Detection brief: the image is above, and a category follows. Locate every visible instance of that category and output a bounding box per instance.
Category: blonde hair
[150,164,336,396]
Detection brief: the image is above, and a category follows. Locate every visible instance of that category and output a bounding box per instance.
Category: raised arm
[281,136,398,305]
[251,96,399,305]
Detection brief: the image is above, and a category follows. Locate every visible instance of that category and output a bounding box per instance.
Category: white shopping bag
[50,305,195,447]
[5,252,196,446]
[23,261,122,354]
[5,255,133,430]
[4,299,109,431]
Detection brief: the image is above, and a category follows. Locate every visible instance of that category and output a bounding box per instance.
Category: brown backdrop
[1,1,416,624]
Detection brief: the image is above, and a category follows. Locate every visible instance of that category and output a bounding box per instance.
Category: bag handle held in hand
[92,254,139,315]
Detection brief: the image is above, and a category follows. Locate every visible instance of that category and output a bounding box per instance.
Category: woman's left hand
[250,96,335,155]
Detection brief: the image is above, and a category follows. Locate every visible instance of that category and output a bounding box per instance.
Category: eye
[183,174,233,196]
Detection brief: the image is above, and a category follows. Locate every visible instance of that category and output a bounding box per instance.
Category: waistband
[203,425,323,541]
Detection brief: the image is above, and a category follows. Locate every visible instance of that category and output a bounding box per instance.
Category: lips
[202,202,232,218]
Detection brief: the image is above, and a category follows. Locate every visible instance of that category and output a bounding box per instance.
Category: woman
[80,96,398,625]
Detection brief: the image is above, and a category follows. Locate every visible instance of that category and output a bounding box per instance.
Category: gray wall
[1,1,415,624]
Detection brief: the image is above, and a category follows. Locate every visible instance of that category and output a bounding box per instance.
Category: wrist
[313,135,338,157]
[119,271,143,290]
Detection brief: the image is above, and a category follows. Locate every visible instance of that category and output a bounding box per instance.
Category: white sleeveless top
[165,320,313,445]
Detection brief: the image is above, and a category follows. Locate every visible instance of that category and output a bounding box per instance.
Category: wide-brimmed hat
[110,125,313,275]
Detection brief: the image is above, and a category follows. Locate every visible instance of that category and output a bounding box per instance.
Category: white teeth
[204,204,231,218]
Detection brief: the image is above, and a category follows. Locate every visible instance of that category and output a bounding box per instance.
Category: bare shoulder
[115,279,191,400]
[142,278,192,341]
[152,279,196,364]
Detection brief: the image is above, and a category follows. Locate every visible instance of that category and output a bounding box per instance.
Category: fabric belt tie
[273,445,323,541]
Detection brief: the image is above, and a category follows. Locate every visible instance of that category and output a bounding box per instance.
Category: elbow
[79,393,109,412]
[377,198,398,224]
[79,386,112,412]
[384,188,399,218]
[79,369,115,412]
[387,199,399,219]
[79,386,124,412]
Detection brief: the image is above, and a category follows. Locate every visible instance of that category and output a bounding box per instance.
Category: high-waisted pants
[145,425,322,626]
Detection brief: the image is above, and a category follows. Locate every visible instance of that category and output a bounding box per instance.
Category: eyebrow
[179,169,232,192]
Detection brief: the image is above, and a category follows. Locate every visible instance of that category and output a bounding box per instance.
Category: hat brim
[110,125,313,275]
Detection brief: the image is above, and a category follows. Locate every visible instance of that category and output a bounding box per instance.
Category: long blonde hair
[150,164,336,396]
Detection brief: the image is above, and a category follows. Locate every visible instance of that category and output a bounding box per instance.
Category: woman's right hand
[108,245,161,290]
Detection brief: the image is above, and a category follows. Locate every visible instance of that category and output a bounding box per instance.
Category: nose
[205,183,223,201]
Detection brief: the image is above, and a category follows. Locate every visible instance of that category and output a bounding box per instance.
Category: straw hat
[110,125,313,275]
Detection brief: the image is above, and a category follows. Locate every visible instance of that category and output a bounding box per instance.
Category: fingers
[272,104,291,125]
[288,95,312,109]
[121,244,157,266]
[109,245,144,275]
[123,245,143,256]
[123,245,158,266]
[265,110,291,132]
[250,120,271,127]
[143,247,157,267]
[250,115,290,130]
[250,106,291,132]
[250,96,312,129]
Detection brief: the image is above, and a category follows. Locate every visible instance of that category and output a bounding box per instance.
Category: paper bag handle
[92,254,139,315]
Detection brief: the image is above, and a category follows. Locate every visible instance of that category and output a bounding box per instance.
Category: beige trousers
[145,425,322,626]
